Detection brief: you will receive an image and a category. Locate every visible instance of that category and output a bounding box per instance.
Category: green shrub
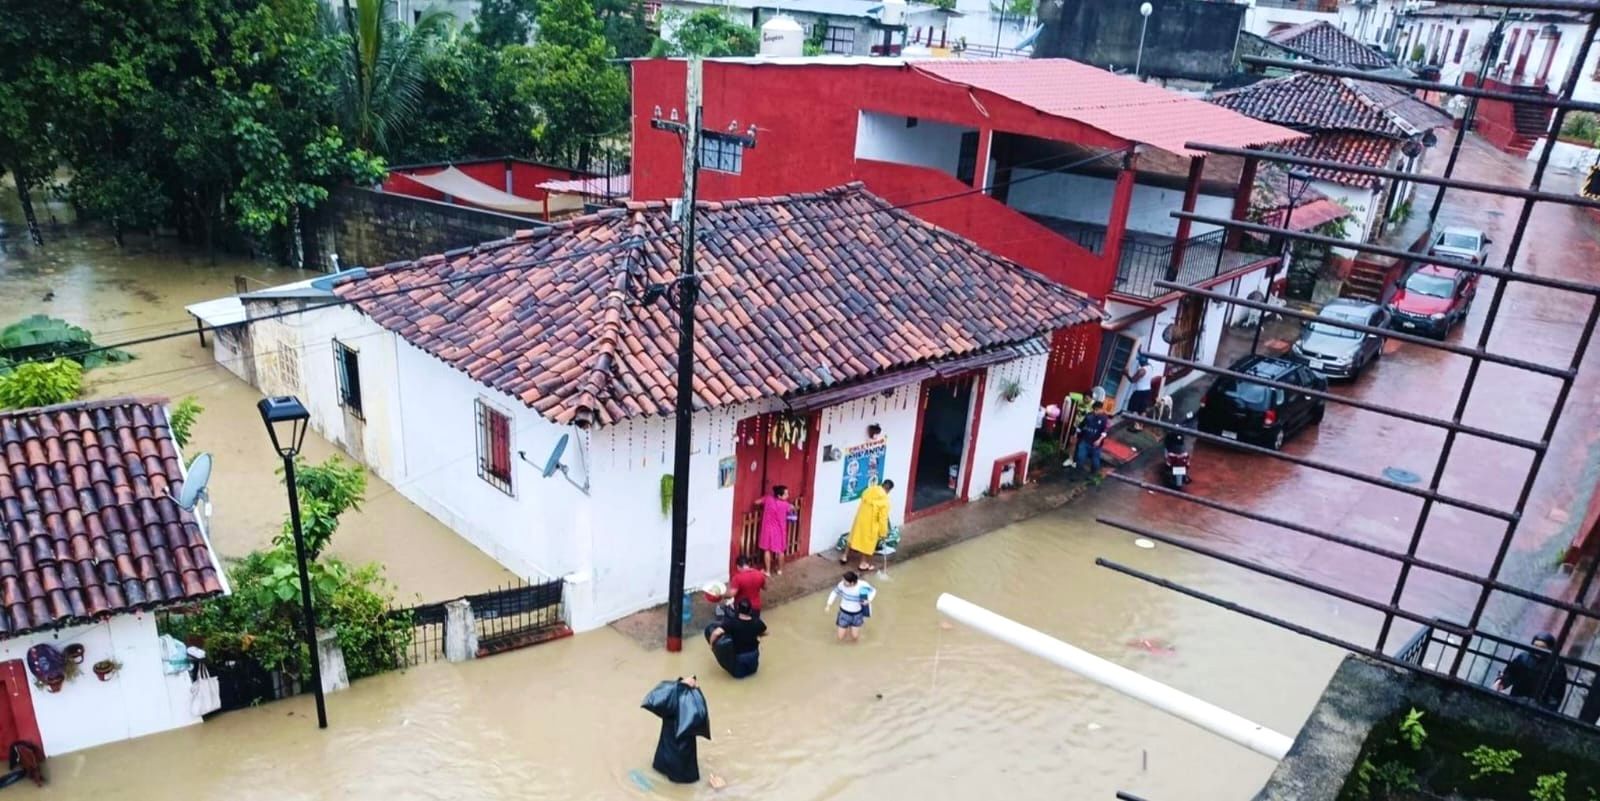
[1533,772,1569,801]
[1561,112,1600,144]
[1464,744,1521,781]
[276,456,367,559]
[1398,708,1427,752]
[0,358,84,410]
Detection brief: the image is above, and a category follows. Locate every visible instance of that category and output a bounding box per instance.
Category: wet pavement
[0,195,513,602]
[1115,132,1600,650]
[32,485,1356,801]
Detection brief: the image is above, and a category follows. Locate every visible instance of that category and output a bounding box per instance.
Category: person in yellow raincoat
[842,480,894,571]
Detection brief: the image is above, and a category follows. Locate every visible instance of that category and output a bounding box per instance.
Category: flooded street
[35,486,1353,800]
[0,194,512,601]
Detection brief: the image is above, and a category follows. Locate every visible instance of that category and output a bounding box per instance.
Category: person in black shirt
[1494,631,1568,712]
[1075,401,1110,484]
[703,599,767,678]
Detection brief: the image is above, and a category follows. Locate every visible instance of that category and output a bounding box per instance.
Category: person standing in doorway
[1124,354,1156,432]
[1076,401,1110,484]
[825,570,877,642]
[1494,631,1569,711]
[843,480,894,572]
[724,555,766,618]
[756,485,794,575]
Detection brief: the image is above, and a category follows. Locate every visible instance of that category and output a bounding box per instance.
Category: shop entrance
[910,376,979,515]
[729,412,818,570]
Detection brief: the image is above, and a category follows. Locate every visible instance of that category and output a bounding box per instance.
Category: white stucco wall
[1313,181,1377,247]
[1006,170,1234,237]
[1243,6,1338,38]
[968,352,1048,492]
[0,615,197,756]
[854,111,974,178]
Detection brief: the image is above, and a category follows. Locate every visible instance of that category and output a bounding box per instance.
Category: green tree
[475,0,538,47]
[508,0,629,168]
[0,359,84,411]
[387,37,543,163]
[333,0,453,155]
[649,9,759,57]
[596,0,655,58]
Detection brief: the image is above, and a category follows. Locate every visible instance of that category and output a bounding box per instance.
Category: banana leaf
[0,315,134,369]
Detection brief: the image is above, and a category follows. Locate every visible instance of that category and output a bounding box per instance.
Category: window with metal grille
[333,341,363,418]
[475,399,514,494]
[823,24,854,54]
[699,134,745,175]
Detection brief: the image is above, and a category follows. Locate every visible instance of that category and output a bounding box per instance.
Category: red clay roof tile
[0,398,226,639]
[339,184,1100,426]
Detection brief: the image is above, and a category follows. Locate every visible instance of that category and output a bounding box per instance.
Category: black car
[1197,355,1328,450]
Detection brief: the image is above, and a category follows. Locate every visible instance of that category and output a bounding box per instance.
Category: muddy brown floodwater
[0,194,512,601]
[38,487,1358,801]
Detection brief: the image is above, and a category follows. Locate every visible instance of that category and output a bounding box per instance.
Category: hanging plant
[63,643,85,664]
[1000,378,1024,403]
[660,474,674,519]
[92,659,121,682]
[768,414,808,458]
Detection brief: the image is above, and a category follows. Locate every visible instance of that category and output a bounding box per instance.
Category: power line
[17,145,1129,369]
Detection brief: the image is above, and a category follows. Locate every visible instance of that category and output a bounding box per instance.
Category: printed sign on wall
[839,439,887,502]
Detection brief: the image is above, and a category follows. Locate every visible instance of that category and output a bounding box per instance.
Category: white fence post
[445,599,479,662]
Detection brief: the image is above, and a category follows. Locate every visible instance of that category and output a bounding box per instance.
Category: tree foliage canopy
[650,9,760,57]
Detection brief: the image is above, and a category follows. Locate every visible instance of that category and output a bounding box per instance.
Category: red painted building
[631,57,1305,404]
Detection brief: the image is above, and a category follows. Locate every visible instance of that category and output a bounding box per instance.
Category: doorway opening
[910,377,977,514]
[729,412,819,571]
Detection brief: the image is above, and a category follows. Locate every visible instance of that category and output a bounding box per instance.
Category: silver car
[1429,226,1492,266]
[1291,299,1389,378]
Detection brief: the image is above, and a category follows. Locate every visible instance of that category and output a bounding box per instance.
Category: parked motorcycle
[1163,427,1191,490]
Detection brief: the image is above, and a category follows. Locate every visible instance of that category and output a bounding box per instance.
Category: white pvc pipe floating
[935,593,1294,761]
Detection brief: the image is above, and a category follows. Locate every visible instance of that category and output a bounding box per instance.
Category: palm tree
[334,0,451,155]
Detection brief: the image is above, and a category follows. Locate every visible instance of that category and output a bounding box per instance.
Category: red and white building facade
[631,56,1303,407]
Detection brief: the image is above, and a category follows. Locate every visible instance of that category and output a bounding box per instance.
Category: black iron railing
[1027,214,1232,298]
[389,575,567,666]
[1392,621,1597,721]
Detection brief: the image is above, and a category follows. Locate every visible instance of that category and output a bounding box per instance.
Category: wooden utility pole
[649,58,757,652]
[655,57,703,654]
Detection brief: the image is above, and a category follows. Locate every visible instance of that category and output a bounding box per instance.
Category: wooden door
[729,412,818,569]
[0,661,42,756]
[1164,295,1205,380]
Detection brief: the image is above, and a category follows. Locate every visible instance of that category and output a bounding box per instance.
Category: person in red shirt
[724,555,766,617]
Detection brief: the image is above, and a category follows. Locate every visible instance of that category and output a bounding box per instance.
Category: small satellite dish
[176,453,214,511]
[542,435,569,479]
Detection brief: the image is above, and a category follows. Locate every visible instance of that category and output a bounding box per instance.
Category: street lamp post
[1135,3,1154,80]
[1254,168,1315,354]
[256,396,328,729]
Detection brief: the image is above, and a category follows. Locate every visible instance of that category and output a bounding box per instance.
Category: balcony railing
[1027,215,1258,298]
[1252,0,1339,11]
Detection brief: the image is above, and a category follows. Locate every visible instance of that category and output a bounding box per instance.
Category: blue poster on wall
[839,439,888,502]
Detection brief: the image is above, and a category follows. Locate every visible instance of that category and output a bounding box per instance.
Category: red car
[1386,264,1478,338]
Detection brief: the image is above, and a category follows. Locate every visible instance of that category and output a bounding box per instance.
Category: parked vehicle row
[1189,226,1488,455]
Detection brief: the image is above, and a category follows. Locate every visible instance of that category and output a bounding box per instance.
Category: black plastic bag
[641,679,711,783]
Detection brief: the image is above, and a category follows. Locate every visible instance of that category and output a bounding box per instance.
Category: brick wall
[309,187,541,271]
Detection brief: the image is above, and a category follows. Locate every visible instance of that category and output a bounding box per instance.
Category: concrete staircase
[1508,85,1556,158]
[1342,261,1390,302]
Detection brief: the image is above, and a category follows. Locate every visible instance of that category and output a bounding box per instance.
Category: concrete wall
[0,615,197,756]
[1006,169,1233,237]
[1034,0,1247,82]
[1103,269,1268,398]
[310,187,536,272]
[1313,181,1378,247]
[854,112,974,178]
[1242,6,1337,38]
[968,352,1049,492]
[1527,136,1600,174]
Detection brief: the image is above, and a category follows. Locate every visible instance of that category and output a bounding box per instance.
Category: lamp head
[1140,2,1152,15]
[257,396,311,458]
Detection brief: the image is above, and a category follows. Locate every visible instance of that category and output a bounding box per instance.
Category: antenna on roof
[173,452,215,520]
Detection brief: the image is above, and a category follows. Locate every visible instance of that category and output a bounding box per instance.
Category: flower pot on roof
[93,659,121,682]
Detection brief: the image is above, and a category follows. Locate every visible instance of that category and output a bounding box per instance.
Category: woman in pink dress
[756,485,794,575]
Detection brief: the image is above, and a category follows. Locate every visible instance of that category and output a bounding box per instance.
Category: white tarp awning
[395,166,545,215]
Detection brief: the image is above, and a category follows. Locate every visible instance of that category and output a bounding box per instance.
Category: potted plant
[63,644,85,664]
[93,659,121,682]
[999,378,1024,402]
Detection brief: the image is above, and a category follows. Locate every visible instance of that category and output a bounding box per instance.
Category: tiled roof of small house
[1209,72,1452,139]
[1274,132,1399,188]
[1267,20,1393,69]
[337,184,1101,427]
[0,399,226,639]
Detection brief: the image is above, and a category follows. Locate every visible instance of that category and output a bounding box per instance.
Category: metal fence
[389,576,568,666]
[1030,215,1230,298]
[1393,621,1599,721]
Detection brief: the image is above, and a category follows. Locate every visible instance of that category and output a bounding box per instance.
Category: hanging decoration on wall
[769,413,808,458]
[839,439,888,502]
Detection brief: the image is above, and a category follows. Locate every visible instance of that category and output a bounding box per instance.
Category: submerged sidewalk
[609,466,1107,649]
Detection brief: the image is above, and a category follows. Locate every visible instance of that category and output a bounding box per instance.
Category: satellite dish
[542,435,569,478]
[176,453,213,511]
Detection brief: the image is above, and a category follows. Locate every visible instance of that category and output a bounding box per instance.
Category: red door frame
[728,411,821,570]
[904,371,988,523]
[0,661,42,756]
